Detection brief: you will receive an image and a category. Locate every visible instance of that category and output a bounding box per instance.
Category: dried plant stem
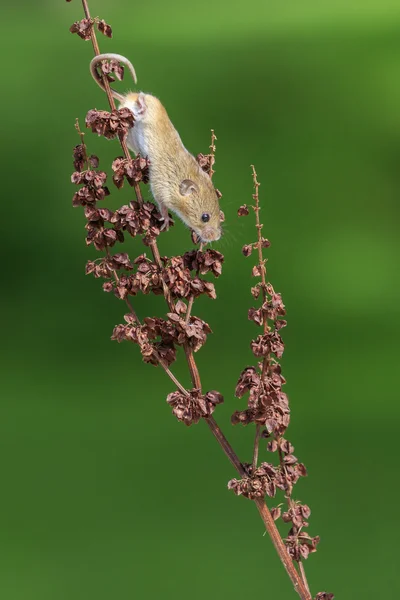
[184,131,212,325]
[205,417,311,600]
[205,416,244,474]
[299,561,312,598]
[277,438,311,594]
[183,348,202,389]
[254,499,309,598]
[156,357,190,396]
[123,298,139,323]
[82,0,115,110]
[252,423,262,471]
[184,136,212,328]
[185,242,203,324]
[185,295,195,323]
[208,130,217,179]
[77,4,312,597]
[250,166,311,597]
[252,166,266,292]
[251,166,269,470]
[74,119,90,170]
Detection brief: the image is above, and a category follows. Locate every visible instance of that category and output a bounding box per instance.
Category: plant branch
[185,242,203,324]
[299,561,312,598]
[251,165,269,470]
[156,354,190,396]
[254,499,310,599]
[82,0,116,111]
[205,416,311,600]
[185,129,214,325]
[74,4,313,598]
[252,424,262,471]
[208,129,217,179]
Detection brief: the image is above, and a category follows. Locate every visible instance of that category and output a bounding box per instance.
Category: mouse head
[178,176,222,243]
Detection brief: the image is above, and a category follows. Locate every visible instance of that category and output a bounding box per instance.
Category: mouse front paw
[159,218,169,232]
[157,204,174,232]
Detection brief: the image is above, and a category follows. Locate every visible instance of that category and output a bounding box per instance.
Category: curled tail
[89,53,137,102]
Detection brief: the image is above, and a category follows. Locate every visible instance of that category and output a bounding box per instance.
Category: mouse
[90,53,222,243]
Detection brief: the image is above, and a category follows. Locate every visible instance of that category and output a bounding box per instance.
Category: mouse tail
[89,53,138,103]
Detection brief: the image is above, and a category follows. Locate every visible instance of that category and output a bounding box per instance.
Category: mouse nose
[201,226,221,243]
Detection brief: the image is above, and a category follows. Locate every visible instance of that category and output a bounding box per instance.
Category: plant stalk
[75,4,313,597]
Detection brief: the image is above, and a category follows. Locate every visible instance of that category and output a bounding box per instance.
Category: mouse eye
[201,213,210,223]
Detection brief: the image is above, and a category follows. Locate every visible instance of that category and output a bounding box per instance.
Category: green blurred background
[1,0,399,598]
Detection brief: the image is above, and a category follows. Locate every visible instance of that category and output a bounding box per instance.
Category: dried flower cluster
[86,108,134,140]
[232,362,289,431]
[112,156,150,188]
[97,57,125,83]
[70,17,112,40]
[111,312,213,367]
[68,3,332,598]
[196,152,214,175]
[228,449,306,501]
[167,389,223,426]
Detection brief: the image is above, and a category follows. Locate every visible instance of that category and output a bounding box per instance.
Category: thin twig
[82,0,116,111]
[252,424,262,471]
[276,441,311,594]
[252,165,269,335]
[299,561,312,598]
[74,119,90,170]
[208,129,217,179]
[185,242,203,324]
[156,355,190,396]
[205,416,311,600]
[205,416,245,474]
[254,499,309,598]
[108,256,141,324]
[185,129,215,324]
[251,166,269,470]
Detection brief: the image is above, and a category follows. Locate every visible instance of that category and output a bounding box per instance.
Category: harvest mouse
[90,53,222,243]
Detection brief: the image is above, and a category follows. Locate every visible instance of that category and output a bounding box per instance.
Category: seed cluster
[112,156,150,188]
[70,17,112,40]
[167,389,223,426]
[86,108,134,140]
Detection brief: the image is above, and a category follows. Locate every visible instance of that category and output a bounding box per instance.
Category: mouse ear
[128,92,147,120]
[179,179,199,196]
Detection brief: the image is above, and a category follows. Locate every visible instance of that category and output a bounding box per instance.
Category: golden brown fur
[90,55,221,243]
